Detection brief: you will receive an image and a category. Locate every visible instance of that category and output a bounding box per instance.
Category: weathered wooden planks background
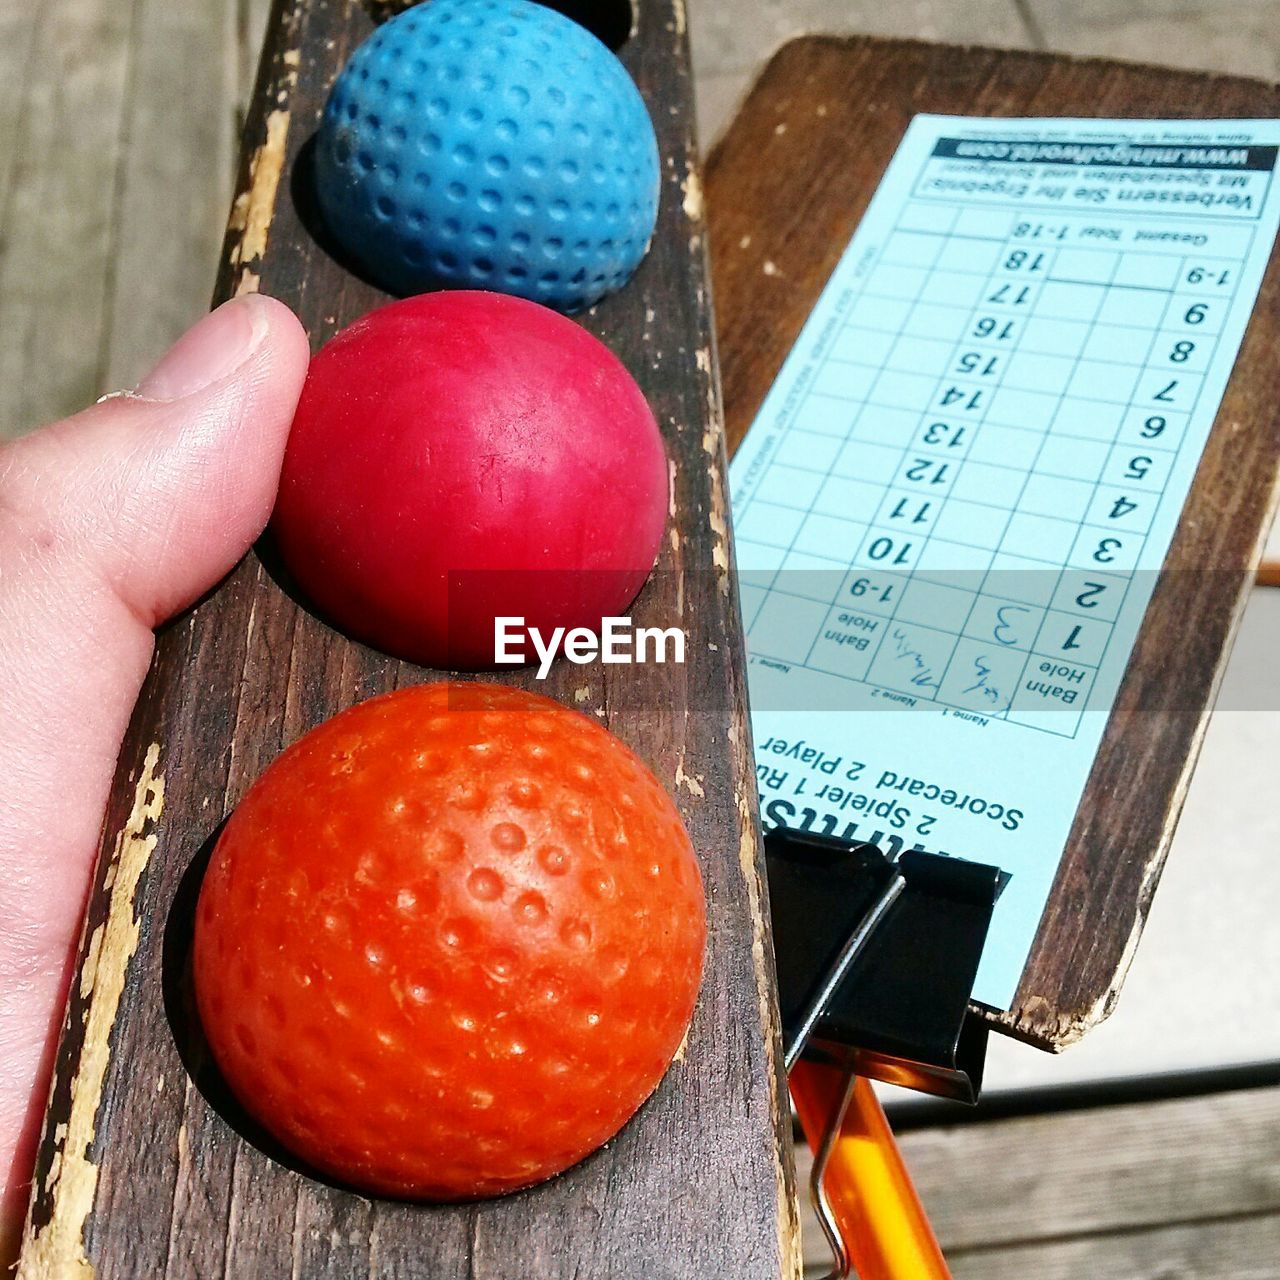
[0,0,273,435]
[802,1079,1280,1278]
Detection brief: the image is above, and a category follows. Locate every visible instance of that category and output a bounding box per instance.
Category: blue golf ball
[314,0,660,311]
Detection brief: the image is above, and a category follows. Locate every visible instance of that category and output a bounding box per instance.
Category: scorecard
[708,38,1280,1049]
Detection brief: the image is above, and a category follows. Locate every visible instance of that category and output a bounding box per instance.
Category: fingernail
[133,294,272,401]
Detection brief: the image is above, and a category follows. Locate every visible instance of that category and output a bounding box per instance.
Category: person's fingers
[5,294,311,624]
[0,294,311,1253]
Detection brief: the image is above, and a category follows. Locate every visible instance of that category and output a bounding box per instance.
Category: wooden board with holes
[15,2,801,1277]
[706,36,1280,1051]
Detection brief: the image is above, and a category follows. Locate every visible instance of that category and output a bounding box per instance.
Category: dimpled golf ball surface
[314,0,660,311]
[193,683,706,1200]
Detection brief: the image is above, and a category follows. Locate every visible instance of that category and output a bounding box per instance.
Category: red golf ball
[272,292,668,669]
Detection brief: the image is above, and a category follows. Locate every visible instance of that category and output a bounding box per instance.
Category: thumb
[4,293,311,624]
[0,293,310,1256]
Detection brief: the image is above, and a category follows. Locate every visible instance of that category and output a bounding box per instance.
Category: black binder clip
[767,828,1008,1279]
[768,826,1007,1102]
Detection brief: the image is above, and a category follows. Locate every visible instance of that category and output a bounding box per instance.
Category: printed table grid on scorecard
[734,203,1253,737]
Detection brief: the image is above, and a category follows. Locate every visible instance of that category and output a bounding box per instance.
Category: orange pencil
[791,1059,952,1280]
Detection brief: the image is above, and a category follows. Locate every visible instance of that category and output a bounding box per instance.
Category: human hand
[0,294,310,1265]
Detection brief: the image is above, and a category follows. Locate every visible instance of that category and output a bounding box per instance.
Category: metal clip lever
[792,1060,951,1280]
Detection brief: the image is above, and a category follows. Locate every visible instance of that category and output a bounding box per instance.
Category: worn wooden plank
[892,1085,1280,1249]
[98,0,245,393]
[690,0,1031,80]
[0,4,42,235]
[0,0,134,434]
[706,35,1280,1050]
[0,0,274,437]
[17,1,800,1277]
[948,1213,1280,1280]
[685,0,1036,144]
[240,0,278,111]
[795,1085,1280,1274]
[1028,0,1280,83]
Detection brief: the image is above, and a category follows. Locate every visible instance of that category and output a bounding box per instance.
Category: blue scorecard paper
[729,116,1280,1010]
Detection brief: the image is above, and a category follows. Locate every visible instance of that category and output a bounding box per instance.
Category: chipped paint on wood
[706,499,730,575]
[18,746,165,1280]
[682,169,703,223]
[700,406,732,580]
[671,1024,691,1063]
[228,108,293,280]
[687,236,733,587]
[226,190,250,235]
[674,761,705,798]
[729,725,804,1280]
[225,38,300,294]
